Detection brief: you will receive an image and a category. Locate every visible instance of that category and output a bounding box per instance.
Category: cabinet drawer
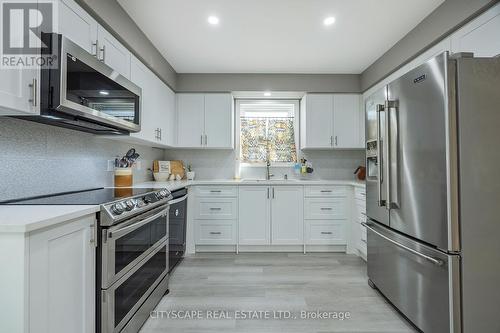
[304,198,347,219]
[354,187,366,200]
[305,221,346,245]
[304,186,348,197]
[194,186,237,197]
[195,221,236,245]
[194,198,237,219]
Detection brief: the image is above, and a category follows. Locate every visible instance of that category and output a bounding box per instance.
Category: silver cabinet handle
[201,134,203,145]
[272,187,275,199]
[100,44,106,62]
[210,190,221,193]
[28,78,37,106]
[204,134,208,146]
[267,187,270,199]
[330,136,333,146]
[209,207,222,211]
[321,231,333,235]
[320,190,332,193]
[321,207,332,211]
[210,232,222,235]
[362,222,444,266]
[335,136,338,146]
[91,40,98,57]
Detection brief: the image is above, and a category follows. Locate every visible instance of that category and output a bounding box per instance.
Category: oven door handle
[109,207,168,239]
[169,194,188,205]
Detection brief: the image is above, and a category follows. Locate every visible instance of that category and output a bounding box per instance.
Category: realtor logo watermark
[1,0,58,68]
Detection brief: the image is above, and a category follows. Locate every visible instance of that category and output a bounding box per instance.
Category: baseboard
[194,244,347,253]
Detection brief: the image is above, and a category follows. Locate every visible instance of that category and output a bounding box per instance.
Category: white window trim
[235,99,300,167]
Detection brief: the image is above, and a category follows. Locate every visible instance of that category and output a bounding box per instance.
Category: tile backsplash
[164,149,365,181]
[0,118,163,201]
[1,117,365,201]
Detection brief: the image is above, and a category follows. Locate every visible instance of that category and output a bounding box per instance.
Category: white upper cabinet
[204,94,233,148]
[300,94,334,149]
[333,94,363,148]
[176,93,234,149]
[58,0,98,55]
[301,94,363,149]
[96,26,131,79]
[176,93,205,147]
[129,56,174,146]
[271,186,304,245]
[451,4,500,57]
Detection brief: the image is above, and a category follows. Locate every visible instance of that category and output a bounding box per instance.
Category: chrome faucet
[266,159,274,180]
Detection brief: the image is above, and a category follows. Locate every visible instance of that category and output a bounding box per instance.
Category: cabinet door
[271,186,304,245]
[451,5,500,57]
[204,93,233,148]
[159,81,176,146]
[0,4,40,116]
[333,94,363,148]
[302,94,334,149]
[130,56,156,143]
[97,25,131,79]
[239,186,271,245]
[58,0,98,54]
[176,94,205,147]
[29,215,95,333]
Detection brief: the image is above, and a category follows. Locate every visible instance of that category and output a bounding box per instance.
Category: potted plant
[186,164,195,180]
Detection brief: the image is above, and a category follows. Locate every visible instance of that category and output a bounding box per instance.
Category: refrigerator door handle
[387,100,400,209]
[362,222,444,266]
[383,101,391,210]
[376,104,386,207]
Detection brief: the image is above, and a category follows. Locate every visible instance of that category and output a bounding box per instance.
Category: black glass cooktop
[0,188,157,205]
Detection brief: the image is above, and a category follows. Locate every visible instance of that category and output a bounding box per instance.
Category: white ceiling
[118,0,444,74]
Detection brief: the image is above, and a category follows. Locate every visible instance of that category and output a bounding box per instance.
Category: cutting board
[169,160,185,179]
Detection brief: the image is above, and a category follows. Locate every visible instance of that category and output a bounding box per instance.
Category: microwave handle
[109,207,168,239]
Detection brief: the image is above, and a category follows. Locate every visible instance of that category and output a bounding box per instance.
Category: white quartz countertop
[134,179,366,191]
[0,205,99,233]
[0,179,364,234]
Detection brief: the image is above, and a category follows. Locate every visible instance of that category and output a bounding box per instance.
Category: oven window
[114,245,167,326]
[65,53,139,124]
[114,215,167,273]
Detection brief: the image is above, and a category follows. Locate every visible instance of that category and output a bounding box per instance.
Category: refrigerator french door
[365,52,500,333]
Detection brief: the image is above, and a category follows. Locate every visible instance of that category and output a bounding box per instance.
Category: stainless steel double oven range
[98,188,173,333]
[1,187,173,333]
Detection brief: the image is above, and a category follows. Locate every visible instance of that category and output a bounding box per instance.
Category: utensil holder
[114,168,133,187]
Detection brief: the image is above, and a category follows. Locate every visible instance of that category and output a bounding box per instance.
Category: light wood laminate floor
[140,253,417,333]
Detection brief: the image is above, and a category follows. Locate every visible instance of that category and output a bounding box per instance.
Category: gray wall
[176,74,361,93]
[75,0,177,90]
[0,118,163,201]
[360,0,498,91]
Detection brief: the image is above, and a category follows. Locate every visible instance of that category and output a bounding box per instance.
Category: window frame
[235,99,300,167]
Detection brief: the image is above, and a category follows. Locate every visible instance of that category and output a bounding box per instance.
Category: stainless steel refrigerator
[364,52,500,333]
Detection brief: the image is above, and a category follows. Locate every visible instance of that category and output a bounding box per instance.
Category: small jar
[114,168,133,187]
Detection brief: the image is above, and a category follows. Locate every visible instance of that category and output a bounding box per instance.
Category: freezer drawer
[365,221,461,333]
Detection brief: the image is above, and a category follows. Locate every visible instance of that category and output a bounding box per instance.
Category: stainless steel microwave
[28,33,141,134]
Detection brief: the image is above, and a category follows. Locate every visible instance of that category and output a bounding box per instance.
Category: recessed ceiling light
[264,92,272,97]
[99,90,109,95]
[208,16,220,25]
[323,17,336,26]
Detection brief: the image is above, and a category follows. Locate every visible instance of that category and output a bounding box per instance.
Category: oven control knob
[155,191,163,199]
[111,203,124,215]
[161,190,169,198]
[125,199,135,211]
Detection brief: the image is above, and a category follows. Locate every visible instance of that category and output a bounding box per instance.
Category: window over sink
[236,99,299,165]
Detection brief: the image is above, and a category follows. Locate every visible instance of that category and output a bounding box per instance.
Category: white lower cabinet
[238,186,271,245]
[29,215,96,333]
[0,214,96,333]
[304,186,348,246]
[353,187,367,259]
[271,186,304,245]
[195,221,237,245]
